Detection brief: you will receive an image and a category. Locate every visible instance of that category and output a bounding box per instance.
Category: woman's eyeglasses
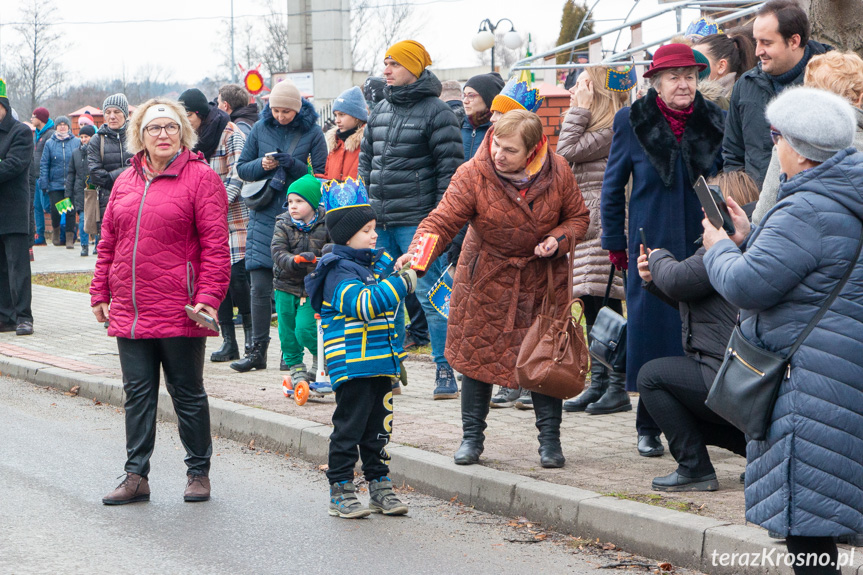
[462,93,480,102]
[144,123,180,137]
[770,129,782,145]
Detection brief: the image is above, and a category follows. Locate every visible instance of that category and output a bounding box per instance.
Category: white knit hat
[766,87,856,163]
[268,81,302,113]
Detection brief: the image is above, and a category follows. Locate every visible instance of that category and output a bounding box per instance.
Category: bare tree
[259,0,290,75]
[351,0,420,75]
[8,0,65,112]
[215,18,261,83]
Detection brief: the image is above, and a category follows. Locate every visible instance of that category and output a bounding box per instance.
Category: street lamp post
[472,18,524,73]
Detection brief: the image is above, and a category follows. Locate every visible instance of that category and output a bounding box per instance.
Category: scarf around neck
[495,134,549,191]
[143,151,181,182]
[656,95,693,141]
[336,126,358,142]
[291,210,319,233]
[194,106,230,161]
[771,44,812,89]
[468,110,492,128]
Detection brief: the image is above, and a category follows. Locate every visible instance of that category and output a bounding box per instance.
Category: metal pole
[230,0,237,82]
[491,43,495,73]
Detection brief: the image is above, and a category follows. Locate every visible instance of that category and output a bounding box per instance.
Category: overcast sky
[0,0,706,85]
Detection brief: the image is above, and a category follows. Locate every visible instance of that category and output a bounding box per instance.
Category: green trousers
[274,289,318,366]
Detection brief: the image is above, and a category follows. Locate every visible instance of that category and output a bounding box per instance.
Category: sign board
[272,72,315,98]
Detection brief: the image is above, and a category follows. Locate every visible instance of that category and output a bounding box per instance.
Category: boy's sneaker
[368,476,408,515]
[289,364,308,385]
[490,386,521,408]
[328,481,371,518]
[309,356,318,382]
[514,388,534,410]
[432,364,459,400]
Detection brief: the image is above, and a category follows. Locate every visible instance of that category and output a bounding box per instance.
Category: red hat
[642,43,707,78]
[31,107,49,123]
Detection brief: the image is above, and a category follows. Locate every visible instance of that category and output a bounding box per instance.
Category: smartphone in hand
[694,176,735,235]
[639,227,648,250]
[185,304,219,332]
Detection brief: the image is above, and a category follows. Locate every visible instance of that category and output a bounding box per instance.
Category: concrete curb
[3,354,860,575]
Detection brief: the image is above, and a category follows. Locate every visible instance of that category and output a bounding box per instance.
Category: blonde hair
[582,66,630,132]
[126,98,198,155]
[493,109,543,151]
[805,51,863,107]
[708,171,759,206]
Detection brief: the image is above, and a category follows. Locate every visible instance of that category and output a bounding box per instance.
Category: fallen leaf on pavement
[248,439,255,450]
[70,386,80,396]
[659,562,673,571]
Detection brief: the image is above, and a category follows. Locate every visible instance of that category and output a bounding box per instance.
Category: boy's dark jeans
[327,376,393,484]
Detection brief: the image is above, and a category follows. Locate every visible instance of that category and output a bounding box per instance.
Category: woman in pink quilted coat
[90,98,230,506]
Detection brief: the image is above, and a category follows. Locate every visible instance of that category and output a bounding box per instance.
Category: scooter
[282,314,332,406]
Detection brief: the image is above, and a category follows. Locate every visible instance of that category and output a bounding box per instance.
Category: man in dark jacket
[30,106,54,245]
[87,93,130,245]
[218,83,259,137]
[65,124,95,256]
[358,39,464,399]
[722,0,830,187]
[0,80,36,335]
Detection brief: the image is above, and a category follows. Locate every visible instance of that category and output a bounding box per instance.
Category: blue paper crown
[499,79,544,113]
[605,67,637,93]
[684,18,721,39]
[322,177,369,212]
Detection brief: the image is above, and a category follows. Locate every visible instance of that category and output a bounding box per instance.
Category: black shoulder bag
[241,130,302,211]
[589,266,627,372]
[706,232,863,440]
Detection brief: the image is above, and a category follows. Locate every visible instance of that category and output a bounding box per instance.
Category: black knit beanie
[78,124,96,137]
[464,72,505,109]
[326,205,377,245]
[179,88,210,118]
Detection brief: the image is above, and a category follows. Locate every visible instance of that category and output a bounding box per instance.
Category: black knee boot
[533,391,565,468]
[454,376,493,465]
[210,322,239,362]
[564,334,609,411]
[241,314,253,354]
[230,338,268,372]
[585,369,632,414]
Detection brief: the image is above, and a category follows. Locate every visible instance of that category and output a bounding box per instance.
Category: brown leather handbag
[515,241,589,399]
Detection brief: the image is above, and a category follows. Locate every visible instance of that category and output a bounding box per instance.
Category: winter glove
[609,250,628,270]
[293,252,317,266]
[396,268,418,294]
[272,152,296,170]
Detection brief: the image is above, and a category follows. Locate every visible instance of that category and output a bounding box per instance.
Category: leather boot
[453,376,493,465]
[230,339,268,372]
[585,369,632,414]
[533,392,565,468]
[65,231,75,249]
[564,331,608,411]
[241,314,253,355]
[52,228,63,246]
[210,322,239,362]
[183,474,211,502]
[102,473,150,505]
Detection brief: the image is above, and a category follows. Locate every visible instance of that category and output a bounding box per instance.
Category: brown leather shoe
[102,473,150,505]
[184,474,210,502]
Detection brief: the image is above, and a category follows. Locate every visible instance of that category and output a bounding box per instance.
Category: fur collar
[629,88,724,189]
[325,124,365,153]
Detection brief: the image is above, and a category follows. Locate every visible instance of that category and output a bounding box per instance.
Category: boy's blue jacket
[304,244,407,389]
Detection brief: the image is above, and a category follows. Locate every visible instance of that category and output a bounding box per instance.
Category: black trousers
[117,337,211,478]
[47,190,66,233]
[217,259,252,324]
[405,292,429,344]
[0,234,33,324]
[638,356,746,476]
[249,267,273,342]
[327,376,393,484]
[786,536,841,575]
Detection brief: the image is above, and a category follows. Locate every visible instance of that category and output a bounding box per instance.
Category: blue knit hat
[332,86,368,123]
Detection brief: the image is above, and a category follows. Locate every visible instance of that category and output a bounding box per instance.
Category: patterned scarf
[656,95,693,142]
[495,134,549,191]
[468,110,492,128]
[291,210,319,233]
[143,151,180,182]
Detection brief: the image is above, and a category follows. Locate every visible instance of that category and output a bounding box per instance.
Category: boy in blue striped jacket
[305,185,417,519]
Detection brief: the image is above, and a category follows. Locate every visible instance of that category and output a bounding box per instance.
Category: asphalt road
[0,376,702,575]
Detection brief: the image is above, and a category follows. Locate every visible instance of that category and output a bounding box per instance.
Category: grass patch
[32,272,93,294]
[601,491,706,514]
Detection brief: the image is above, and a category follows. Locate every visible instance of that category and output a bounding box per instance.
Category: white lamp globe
[503,30,523,50]
[472,30,496,52]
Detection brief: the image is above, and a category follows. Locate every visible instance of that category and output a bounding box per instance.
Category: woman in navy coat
[600,44,724,456]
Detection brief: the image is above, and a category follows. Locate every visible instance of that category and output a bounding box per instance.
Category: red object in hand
[609,250,628,270]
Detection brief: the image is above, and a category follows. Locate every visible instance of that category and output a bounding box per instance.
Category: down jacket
[411,131,590,387]
[87,123,131,215]
[40,133,79,192]
[556,107,624,301]
[0,98,34,235]
[705,148,863,538]
[236,100,327,272]
[323,125,364,181]
[271,207,329,296]
[90,148,230,340]
[358,69,463,227]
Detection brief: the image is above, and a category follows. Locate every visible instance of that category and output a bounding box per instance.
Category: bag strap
[285,130,302,157]
[787,230,863,357]
[602,267,626,307]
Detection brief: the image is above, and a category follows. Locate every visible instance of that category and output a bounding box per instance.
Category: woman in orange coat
[396,110,589,469]
[323,86,367,180]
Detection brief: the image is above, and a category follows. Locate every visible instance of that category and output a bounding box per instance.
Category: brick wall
[535,83,572,152]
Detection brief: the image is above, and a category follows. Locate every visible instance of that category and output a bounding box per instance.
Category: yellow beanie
[385,40,432,79]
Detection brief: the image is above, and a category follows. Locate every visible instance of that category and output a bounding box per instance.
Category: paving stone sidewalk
[23,246,748,526]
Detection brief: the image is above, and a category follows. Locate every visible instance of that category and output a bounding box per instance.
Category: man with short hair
[0,79,36,335]
[217,84,259,137]
[722,0,831,187]
[358,39,464,399]
[29,106,54,245]
[440,80,466,125]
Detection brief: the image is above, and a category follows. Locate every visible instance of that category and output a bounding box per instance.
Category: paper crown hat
[685,18,722,39]
[490,79,544,114]
[322,177,370,212]
[605,67,637,93]
[0,77,7,100]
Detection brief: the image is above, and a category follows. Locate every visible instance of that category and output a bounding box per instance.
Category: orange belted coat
[411,132,590,388]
